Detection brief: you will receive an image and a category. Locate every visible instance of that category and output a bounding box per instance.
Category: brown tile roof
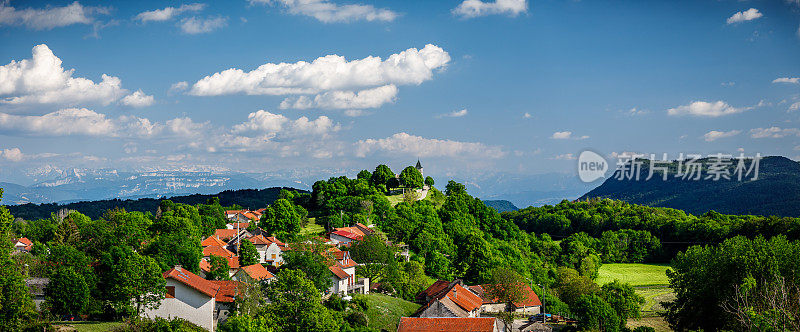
[397,317,497,332]
[164,266,219,298]
[201,236,227,247]
[242,212,259,220]
[417,280,451,302]
[240,264,274,280]
[203,245,235,258]
[329,265,350,280]
[469,284,542,308]
[210,280,241,303]
[247,234,272,245]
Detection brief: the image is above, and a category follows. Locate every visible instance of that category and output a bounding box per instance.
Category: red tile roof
[214,229,239,241]
[397,317,497,332]
[329,265,351,279]
[199,259,211,273]
[265,236,285,246]
[210,280,241,303]
[240,264,274,280]
[164,267,220,298]
[227,256,240,269]
[469,284,542,308]
[447,284,483,312]
[242,212,259,221]
[417,280,451,302]
[201,236,227,247]
[247,234,272,245]
[331,230,363,241]
[203,245,235,258]
[338,259,357,269]
[416,281,483,314]
[227,222,251,229]
[16,237,32,246]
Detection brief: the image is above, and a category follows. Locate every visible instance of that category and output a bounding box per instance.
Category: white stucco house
[141,266,219,331]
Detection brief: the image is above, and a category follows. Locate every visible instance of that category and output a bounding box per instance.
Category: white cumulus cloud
[250,0,397,23]
[550,131,588,140]
[0,1,107,30]
[355,132,505,159]
[727,8,763,24]
[773,77,799,84]
[135,3,206,22]
[703,130,741,142]
[189,44,450,96]
[179,16,227,34]
[279,84,397,110]
[667,101,744,117]
[750,127,800,138]
[121,90,155,107]
[437,109,468,118]
[452,0,527,18]
[0,44,131,107]
[0,147,23,162]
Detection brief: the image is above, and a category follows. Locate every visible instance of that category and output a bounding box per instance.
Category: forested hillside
[6,187,301,220]
[581,156,800,217]
[4,164,800,331]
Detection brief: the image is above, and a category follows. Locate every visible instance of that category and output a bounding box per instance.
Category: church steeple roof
[415,159,422,169]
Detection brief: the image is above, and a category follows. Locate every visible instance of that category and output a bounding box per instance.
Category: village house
[200,246,240,278]
[413,280,483,318]
[235,263,275,283]
[213,228,250,243]
[13,237,32,253]
[244,234,285,267]
[328,223,374,245]
[25,277,48,310]
[468,284,542,315]
[141,266,220,331]
[224,209,264,223]
[397,317,505,332]
[209,279,240,326]
[325,248,369,295]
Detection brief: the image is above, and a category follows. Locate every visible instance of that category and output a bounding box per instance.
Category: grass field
[357,293,420,331]
[596,263,671,287]
[627,316,671,332]
[53,321,125,332]
[385,187,445,207]
[300,217,325,236]
[637,286,676,314]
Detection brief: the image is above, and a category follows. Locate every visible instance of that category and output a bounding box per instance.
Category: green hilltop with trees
[1,162,800,331]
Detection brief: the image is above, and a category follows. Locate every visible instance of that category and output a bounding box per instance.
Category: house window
[166,286,175,298]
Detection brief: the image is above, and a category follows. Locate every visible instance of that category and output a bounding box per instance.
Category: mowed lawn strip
[358,293,420,331]
[596,263,671,287]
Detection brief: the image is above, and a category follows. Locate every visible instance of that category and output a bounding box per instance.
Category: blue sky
[0,0,799,184]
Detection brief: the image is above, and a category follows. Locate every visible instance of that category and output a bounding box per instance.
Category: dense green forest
[3,163,799,331]
[6,187,300,220]
[581,156,800,217]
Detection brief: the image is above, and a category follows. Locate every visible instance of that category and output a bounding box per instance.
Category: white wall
[329,233,353,245]
[141,279,216,332]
